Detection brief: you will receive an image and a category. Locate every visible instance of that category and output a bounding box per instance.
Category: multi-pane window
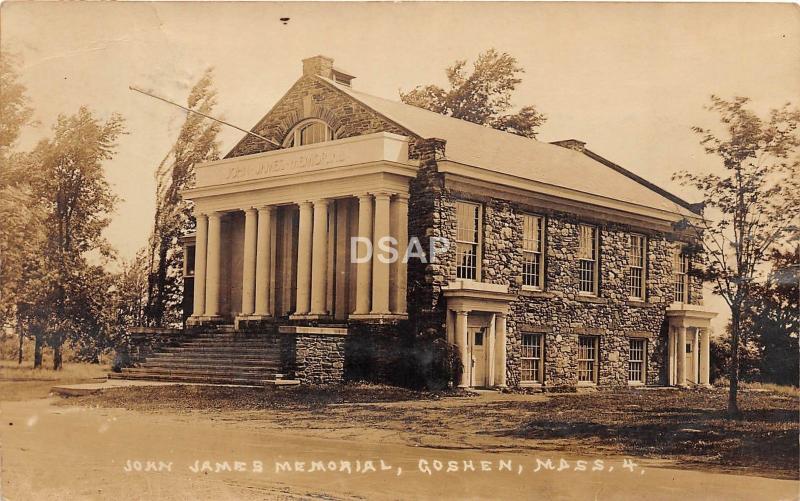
[521,333,544,383]
[628,234,646,299]
[578,225,598,294]
[673,249,689,303]
[577,336,599,383]
[455,201,481,280]
[629,339,646,383]
[522,215,545,288]
[285,120,333,147]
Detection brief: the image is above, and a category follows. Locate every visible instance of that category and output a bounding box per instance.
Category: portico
[442,280,515,388]
[666,304,717,388]
[183,132,416,325]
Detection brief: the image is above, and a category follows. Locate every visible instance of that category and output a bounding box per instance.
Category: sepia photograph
[0,2,798,499]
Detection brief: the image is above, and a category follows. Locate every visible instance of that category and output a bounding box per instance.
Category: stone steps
[109,372,296,386]
[146,354,281,365]
[113,325,293,387]
[138,361,280,372]
[177,341,279,348]
[160,346,278,354]
[122,366,279,378]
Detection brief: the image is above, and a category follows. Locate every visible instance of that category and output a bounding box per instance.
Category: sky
[2,2,799,332]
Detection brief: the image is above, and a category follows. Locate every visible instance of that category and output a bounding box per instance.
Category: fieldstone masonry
[402,163,705,389]
[199,62,706,390]
[292,333,346,385]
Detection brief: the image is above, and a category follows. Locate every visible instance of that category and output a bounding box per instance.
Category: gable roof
[316,76,699,220]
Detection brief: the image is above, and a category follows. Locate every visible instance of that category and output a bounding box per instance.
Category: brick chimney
[302,55,354,86]
[551,139,586,152]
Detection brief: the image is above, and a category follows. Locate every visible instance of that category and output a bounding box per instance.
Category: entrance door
[685,341,697,385]
[468,327,487,387]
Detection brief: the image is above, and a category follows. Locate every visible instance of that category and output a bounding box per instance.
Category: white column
[391,193,409,314]
[371,192,391,315]
[354,194,373,315]
[204,212,222,317]
[192,213,208,317]
[455,310,470,388]
[700,328,711,386]
[241,208,258,316]
[446,310,455,344]
[677,325,687,387]
[310,198,330,315]
[254,206,274,316]
[668,328,676,386]
[487,315,496,387]
[692,328,700,385]
[295,201,313,315]
[495,313,508,388]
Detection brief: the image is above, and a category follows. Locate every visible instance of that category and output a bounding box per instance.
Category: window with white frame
[521,333,544,383]
[577,336,599,383]
[628,338,646,383]
[673,249,689,303]
[522,215,545,289]
[578,225,599,294]
[455,201,481,280]
[628,234,646,299]
[284,120,333,147]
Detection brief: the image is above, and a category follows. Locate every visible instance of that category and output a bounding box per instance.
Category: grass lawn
[60,383,799,480]
[0,359,109,400]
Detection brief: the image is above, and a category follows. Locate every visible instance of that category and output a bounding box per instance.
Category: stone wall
[217,69,705,389]
[292,333,346,385]
[407,138,456,337]
[409,168,703,388]
[226,76,415,159]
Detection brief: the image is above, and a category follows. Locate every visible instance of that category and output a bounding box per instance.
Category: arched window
[283,120,333,147]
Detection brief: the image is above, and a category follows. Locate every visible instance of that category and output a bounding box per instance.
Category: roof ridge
[580,148,701,215]
[317,75,547,145]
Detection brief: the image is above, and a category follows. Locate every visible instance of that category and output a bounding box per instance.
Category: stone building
[170,55,716,389]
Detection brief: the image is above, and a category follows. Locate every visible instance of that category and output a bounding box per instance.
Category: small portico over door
[666,304,717,388]
[443,280,515,388]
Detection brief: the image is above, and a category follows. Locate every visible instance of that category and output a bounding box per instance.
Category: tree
[674,96,800,416]
[28,107,125,369]
[400,49,546,139]
[109,250,149,369]
[145,69,221,327]
[748,247,799,386]
[0,52,42,363]
[0,52,35,156]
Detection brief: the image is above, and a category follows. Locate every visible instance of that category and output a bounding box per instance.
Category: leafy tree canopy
[400,49,546,139]
[674,95,800,415]
[145,68,221,327]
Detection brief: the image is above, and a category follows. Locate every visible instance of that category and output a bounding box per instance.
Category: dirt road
[1,397,797,500]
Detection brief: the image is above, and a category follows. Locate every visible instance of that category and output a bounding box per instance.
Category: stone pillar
[241,208,258,316]
[371,192,391,315]
[455,310,469,387]
[192,213,208,318]
[310,199,330,315]
[676,325,687,387]
[495,313,508,388]
[700,328,711,386]
[354,194,373,315]
[295,201,313,315]
[254,206,274,316]
[391,193,409,314]
[204,212,222,317]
